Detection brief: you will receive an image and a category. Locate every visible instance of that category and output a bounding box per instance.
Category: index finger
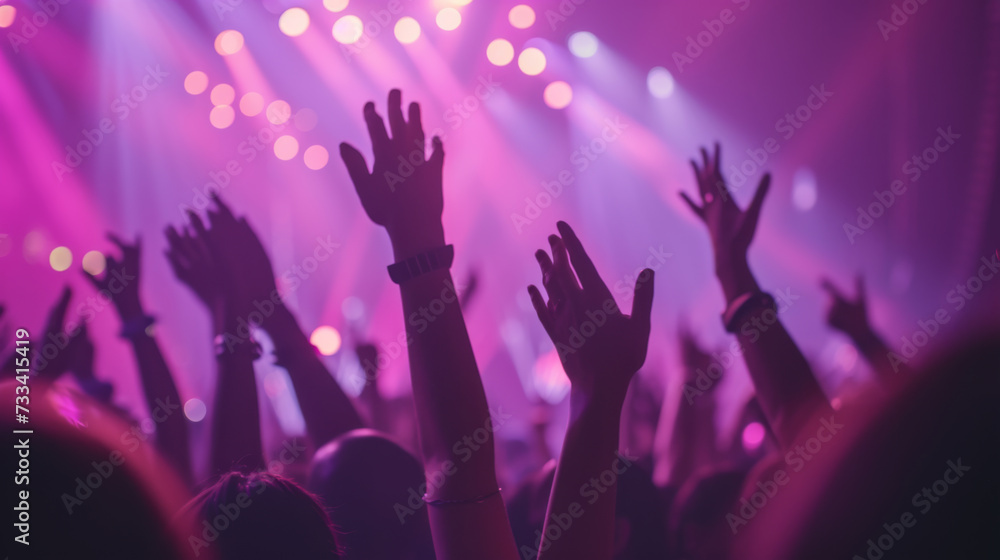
[556,221,610,295]
[819,278,845,301]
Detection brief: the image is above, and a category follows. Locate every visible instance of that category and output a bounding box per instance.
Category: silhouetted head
[670,466,747,560]
[735,330,1000,560]
[180,471,341,559]
[0,380,194,559]
[308,429,435,560]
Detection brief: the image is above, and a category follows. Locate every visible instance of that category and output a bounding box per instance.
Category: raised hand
[84,234,142,319]
[36,287,75,378]
[340,89,445,258]
[165,212,229,318]
[527,221,654,402]
[820,276,870,338]
[205,195,278,310]
[680,143,770,297]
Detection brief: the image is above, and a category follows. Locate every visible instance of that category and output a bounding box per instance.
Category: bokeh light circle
[240,92,264,116]
[543,81,573,109]
[517,47,546,76]
[0,5,16,28]
[279,7,310,36]
[310,326,342,355]
[184,71,209,95]
[267,100,292,124]
[486,38,514,66]
[49,247,72,272]
[508,5,535,29]
[647,66,676,98]
[214,30,245,56]
[184,398,207,422]
[333,15,364,44]
[568,31,598,58]
[274,136,300,160]
[210,105,236,129]
[82,251,107,275]
[304,145,330,170]
[394,16,421,44]
[323,0,349,12]
[210,83,235,106]
[436,8,461,31]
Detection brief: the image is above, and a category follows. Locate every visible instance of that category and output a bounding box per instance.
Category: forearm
[128,332,192,484]
[265,305,364,448]
[210,311,264,474]
[719,259,830,448]
[538,391,624,560]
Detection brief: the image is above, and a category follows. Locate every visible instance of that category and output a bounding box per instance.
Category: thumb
[630,269,655,344]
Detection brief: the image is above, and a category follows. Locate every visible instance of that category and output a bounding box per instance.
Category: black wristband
[387,244,454,284]
[721,291,776,333]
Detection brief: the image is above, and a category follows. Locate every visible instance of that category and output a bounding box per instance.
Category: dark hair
[181,471,341,559]
[1,380,193,559]
[308,429,435,560]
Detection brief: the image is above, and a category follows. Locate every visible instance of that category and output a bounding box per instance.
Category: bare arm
[340,89,518,560]
[527,222,655,560]
[681,144,829,448]
[86,235,192,483]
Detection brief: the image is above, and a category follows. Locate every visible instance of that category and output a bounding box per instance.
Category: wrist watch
[387,244,454,284]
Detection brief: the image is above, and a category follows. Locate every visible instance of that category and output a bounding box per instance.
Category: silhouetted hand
[165,213,228,316]
[205,195,278,310]
[84,234,143,320]
[820,276,871,339]
[340,89,445,258]
[678,326,720,391]
[681,144,770,298]
[528,221,654,402]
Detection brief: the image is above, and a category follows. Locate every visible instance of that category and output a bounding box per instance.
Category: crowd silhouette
[3,90,997,560]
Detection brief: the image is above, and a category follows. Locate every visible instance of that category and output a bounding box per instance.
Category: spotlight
[184,71,208,95]
[240,92,264,116]
[323,0,349,12]
[568,31,598,58]
[333,15,364,44]
[82,251,106,275]
[486,38,514,66]
[310,326,342,355]
[210,105,236,129]
[274,136,299,160]
[267,100,292,125]
[647,66,675,98]
[304,145,329,170]
[394,16,421,44]
[543,81,573,109]
[184,398,207,422]
[0,5,16,28]
[518,47,546,76]
[436,8,461,31]
[210,83,235,106]
[214,30,245,56]
[49,247,72,272]
[508,5,535,29]
[279,7,310,37]
[792,167,818,211]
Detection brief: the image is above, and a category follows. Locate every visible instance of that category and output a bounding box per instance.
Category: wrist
[569,385,627,420]
[715,258,759,303]
[388,222,446,262]
[115,300,145,322]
